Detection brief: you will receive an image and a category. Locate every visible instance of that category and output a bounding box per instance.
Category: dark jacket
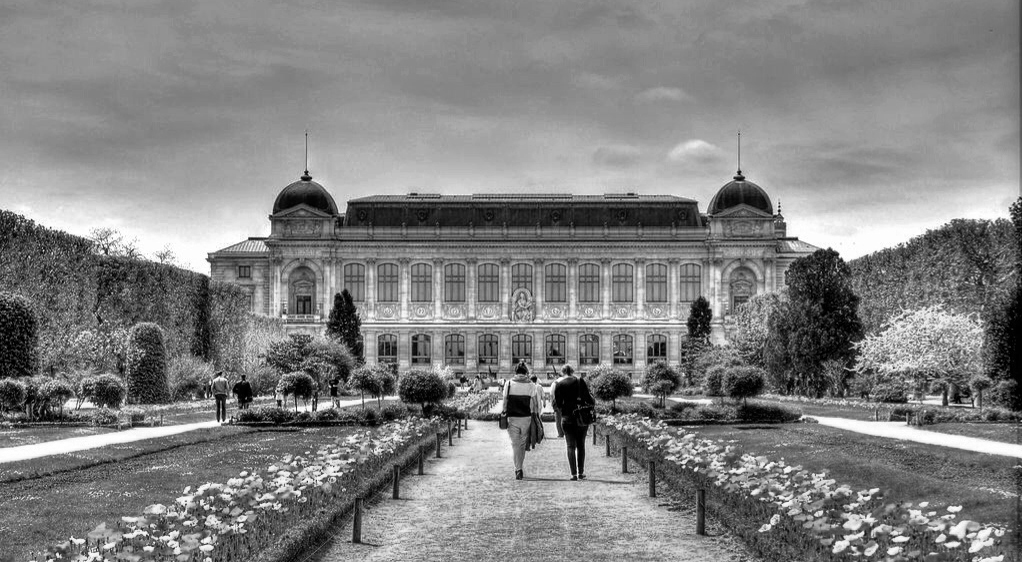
[553,376,594,426]
[232,380,253,403]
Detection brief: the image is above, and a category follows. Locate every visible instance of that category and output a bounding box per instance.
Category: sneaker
[578,474,586,480]
[515,470,523,480]
[569,475,577,481]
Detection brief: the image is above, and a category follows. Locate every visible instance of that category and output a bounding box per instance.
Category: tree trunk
[977,389,983,410]
[360,391,365,410]
[941,388,949,407]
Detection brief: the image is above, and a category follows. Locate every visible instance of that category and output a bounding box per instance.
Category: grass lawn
[688,423,1018,537]
[0,425,362,559]
[921,422,1022,444]
[0,425,117,448]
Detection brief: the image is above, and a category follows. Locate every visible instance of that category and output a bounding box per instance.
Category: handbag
[573,404,596,426]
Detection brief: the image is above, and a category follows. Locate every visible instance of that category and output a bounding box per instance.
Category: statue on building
[510,288,534,323]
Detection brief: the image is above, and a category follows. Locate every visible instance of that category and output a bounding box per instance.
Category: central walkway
[313,421,747,562]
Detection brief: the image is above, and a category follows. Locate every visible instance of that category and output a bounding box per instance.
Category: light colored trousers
[506,416,531,470]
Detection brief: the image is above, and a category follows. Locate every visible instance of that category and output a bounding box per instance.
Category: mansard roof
[210,238,269,255]
[342,193,703,228]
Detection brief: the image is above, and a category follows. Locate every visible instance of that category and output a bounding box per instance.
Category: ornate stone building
[208,168,818,377]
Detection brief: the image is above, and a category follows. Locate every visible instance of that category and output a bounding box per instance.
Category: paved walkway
[812,416,1022,458]
[312,422,752,562]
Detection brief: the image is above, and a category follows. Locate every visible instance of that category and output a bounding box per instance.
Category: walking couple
[501,363,595,481]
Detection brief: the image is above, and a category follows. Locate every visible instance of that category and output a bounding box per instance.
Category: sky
[0,0,1018,273]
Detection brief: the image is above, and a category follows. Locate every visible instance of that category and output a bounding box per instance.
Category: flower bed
[31,418,440,562]
[597,399,802,424]
[598,414,1012,562]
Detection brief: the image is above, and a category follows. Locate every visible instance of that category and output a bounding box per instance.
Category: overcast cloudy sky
[1,0,1017,273]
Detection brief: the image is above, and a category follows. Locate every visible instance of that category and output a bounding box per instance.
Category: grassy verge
[0,425,117,448]
[920,422,1022,444]
[0,426,361,559]
[689,424,1018,530]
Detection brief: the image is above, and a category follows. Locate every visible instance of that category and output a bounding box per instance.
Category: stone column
[364,329,378,364]
[499,329,512,373]
[433,258,444,318]
[399,258,410,320]
[466,258,477,320]
[365,259,377,320]
[668,258,680,319]
[398,330,411,372]
[634,329,646,374]
[764,257,774,293]
[600,329,612,365]
[567,258,578,320]
[500,259,511,320]
[466,329,478,370]
[433,329,444,370]
[601,259,612,319]
[533,330,545,372]
[533,259,545,320]
[635,259,645,318]
[668,331,681,367]
[567,329,579,367]
[272,257,284,318]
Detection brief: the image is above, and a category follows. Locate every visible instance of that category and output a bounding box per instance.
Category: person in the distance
[553,364,595,480]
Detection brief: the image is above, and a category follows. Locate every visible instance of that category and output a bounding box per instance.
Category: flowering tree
[855,306,983,406]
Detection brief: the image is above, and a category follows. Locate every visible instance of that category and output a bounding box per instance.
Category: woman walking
[553,365,595,480]
[501,362,539,480]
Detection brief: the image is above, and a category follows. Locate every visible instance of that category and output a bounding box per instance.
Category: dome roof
[272,171,339,215]
[707,171,773,215]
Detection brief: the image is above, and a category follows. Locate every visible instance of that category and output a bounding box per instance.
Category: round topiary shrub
[722,366,766,406]
[398,369,448,415]
[0,292,39,379]
[703,365,726,397]
[39,379,75,417]
[125,322,172,404]
[0,378,27,413]
[872,382,908,404]
[276,371,315,412]
[92,374,127,409]
[640,361,682,408]
[590,368,634,409]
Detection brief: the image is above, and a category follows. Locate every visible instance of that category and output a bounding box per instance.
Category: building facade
[208,169,818,377]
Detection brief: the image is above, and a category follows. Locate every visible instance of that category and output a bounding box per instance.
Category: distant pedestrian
[329,377,341,408]
[553,364,595,480]
[550,373,567,438]
[232,374,253,410]
[274,389,284,408]
[211,371,229,423]
[471,375,484,393]
[502,362,539,480]
[528,374,546,450]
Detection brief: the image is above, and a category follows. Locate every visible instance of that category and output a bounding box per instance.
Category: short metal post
[648,461,656,497]
[436,433,442,458]
[418,451,424,475]
[696,489,706,535]
[392,464,400,499]
[605,435,611,457]
[352,498,363,543]
[874,408,878,421]
[621,446,628,473]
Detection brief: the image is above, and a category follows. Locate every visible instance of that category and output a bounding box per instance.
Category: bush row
[597,400,801,424]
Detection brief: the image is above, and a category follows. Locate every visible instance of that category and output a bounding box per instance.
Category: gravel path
[812,416,1022,458]
[311,421,755,562]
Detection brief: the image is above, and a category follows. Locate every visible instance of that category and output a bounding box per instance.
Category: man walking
[232,374,253,410]
[211,371,229,423]
[550,371,568,438]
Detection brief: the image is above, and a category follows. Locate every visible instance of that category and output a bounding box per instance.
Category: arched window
[511,263,533,293]
[288,266,316,315]
[444,263,466,302]
[730,267,757,313]
[578,263,600,303]
[477,263,499,302]
[411,263,432,302]
[679,264,701,304]
[444,334,465,365]
[645,263,667,303]
[647,334,667,361]
[612,263,633,302]
[377,263,399,303]
[545,333,566,365]
[378,334,398,365]
[411,334,431,365]
[512,334,532,365]
[545,263,567,303]
[477,334,499,366]
[579,334,600,365]
[613,334,633,365]
[343,263,365,301]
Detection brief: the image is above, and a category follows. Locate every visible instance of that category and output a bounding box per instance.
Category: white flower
[947,505,963,513]
[887,546,902,556]
[832,540,850,553]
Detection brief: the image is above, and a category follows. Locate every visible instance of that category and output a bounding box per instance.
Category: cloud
[667,140,723,164]
[635,86,691,103]
[592,145,641,168]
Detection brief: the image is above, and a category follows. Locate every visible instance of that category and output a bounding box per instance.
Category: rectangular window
[578,263,600,302]
[612,263,634,302]
[377,263,399,302]
[411,263,433,302]
[411,334,431,365]
[477,264,499,302]
[511,264,533,293]
[647,334,667,361]
[645,263,667,303]
[444,334,465,365]
[613,335,633,365]
[378,334,398,364]
[679,264,701,304]
[579,334,600,366]
[477,334,499,366]
[444,263,466,302]
[545,334,566,365]
[512,334,532,365]
[544,263,567,303]
[237,265,251,279]
[343,263,365,301]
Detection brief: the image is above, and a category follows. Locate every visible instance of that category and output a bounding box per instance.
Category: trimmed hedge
[92,373,127,409]
[126,323,172,404]
[0,292,39,378]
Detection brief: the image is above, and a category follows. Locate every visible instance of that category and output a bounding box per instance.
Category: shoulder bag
[498,381,510,429]
[572,378,597,426]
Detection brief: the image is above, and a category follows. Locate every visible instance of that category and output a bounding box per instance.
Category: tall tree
[982,196,1021,410]
[326,290,363,363]
[766,248,863,397]
[687,296,713,342]
[729,291,786,368]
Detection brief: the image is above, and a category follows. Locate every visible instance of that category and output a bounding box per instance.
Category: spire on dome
[301,129,312,181]
[734,129,744,181]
